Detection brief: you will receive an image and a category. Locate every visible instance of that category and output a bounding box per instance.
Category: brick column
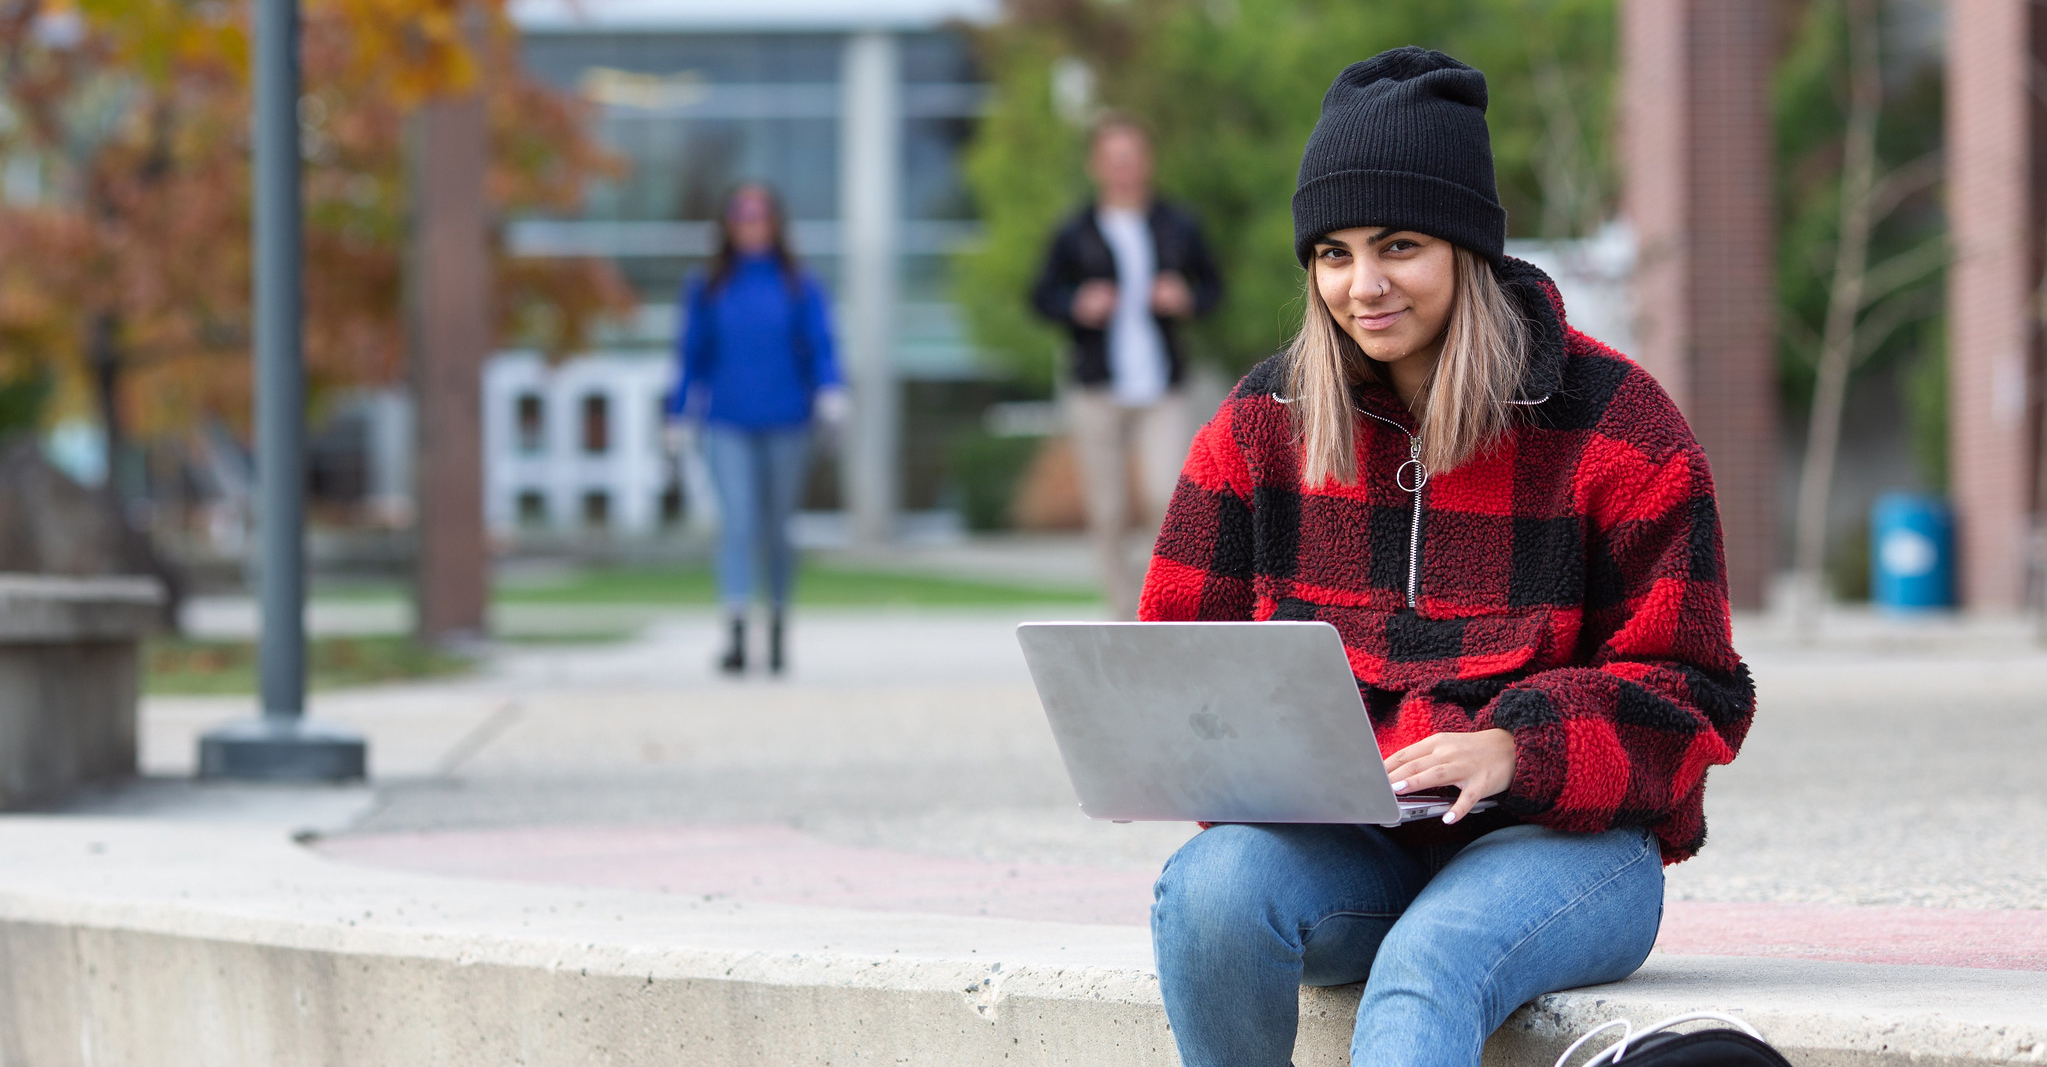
[410,97,492,643]
[1946,0,2038,613]
[1620,0,1779,610]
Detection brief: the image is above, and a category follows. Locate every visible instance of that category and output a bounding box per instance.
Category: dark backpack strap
[1616,1029,1796,1067]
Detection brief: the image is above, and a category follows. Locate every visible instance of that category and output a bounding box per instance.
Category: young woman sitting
[1139,47,1755,1067]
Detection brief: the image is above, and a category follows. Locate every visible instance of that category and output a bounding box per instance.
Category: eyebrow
[1316,228,1405,251]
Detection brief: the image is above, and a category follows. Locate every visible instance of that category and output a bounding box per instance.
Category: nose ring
[1377,281,1388,297]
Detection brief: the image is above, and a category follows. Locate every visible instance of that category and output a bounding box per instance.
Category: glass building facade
[509,23,985,378]
[486,4,999,537]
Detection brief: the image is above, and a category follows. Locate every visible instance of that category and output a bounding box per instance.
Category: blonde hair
[1283,246,1529,485]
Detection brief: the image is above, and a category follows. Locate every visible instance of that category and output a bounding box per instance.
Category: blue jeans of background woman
[1152,822,1663,1067]
[702,424,812,610]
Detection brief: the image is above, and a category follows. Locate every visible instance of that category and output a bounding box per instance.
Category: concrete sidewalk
[298,608,2047,911]
[24,599,2047,1063]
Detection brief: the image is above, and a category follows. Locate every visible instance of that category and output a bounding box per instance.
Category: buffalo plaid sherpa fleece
[1138,257,1754,863]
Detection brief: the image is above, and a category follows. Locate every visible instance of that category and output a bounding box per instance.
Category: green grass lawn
[309,564,1098,609]
[152,566,1095,694]
[493,563,1101,608]
[145,635,474,695]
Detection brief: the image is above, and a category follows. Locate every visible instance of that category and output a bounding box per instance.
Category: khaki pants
[1066,387,1196,620]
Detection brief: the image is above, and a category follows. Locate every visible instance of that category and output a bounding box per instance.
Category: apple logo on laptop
[1188,710,1238,741]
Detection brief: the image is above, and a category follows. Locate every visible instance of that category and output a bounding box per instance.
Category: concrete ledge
[0,818,2040,1066]
[0,575,163,807]
[0,574,164,642]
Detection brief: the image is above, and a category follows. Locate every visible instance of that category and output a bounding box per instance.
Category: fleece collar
[1495,254,1569,404]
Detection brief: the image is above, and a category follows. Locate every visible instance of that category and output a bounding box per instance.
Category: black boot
[718,614,746,675]
[768,609,787,676]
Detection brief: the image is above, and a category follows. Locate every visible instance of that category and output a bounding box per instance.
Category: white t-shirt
[1095,206,1170,407]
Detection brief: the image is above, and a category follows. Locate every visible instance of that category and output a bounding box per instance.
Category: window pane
[516,490,549,528]
[515,393,546,453]
[903,116,977,221]
[581,393,610,454]
[521,33,845,89]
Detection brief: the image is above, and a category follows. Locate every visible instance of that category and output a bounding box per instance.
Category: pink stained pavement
[1653,901,2047,972]
[316,824,2047,972]
[318,823,1162,926]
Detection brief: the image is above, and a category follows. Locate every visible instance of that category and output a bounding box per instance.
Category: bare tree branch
[1793,0,1884,637]
[1851,288,1942,367]
[1856,236,1947,311]
[1866,151,1942,220]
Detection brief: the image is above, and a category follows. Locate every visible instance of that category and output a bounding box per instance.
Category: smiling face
[1311,227,1457,393]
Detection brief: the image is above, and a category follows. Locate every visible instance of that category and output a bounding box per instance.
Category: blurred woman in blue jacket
[666,183,846,675]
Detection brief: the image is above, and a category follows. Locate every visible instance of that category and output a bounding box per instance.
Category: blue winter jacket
[668,253,842,429]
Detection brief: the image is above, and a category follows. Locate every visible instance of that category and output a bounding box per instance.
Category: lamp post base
[198,717,367,781]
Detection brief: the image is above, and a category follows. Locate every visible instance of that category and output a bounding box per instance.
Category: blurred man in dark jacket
[1031,114,1223,618]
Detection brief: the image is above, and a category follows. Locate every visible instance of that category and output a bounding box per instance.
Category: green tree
[0,0,628,444]
[957,0,1617,390]
[1774,0,1945,426]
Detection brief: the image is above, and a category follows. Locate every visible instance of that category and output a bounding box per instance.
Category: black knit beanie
[1292,47,1506,267]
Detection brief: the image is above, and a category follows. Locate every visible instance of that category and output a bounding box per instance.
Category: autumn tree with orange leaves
[0,0,628,462]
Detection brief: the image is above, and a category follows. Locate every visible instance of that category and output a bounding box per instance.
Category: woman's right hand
[814,387,851,426]
[661,421,694,457]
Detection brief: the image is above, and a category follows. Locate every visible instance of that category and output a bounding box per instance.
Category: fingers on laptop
[1383,735,1456,790]
[1384,761,1467,796]
[1383,730,1514,824]
[1384,744,1476,824]
[1383,738,1458,796]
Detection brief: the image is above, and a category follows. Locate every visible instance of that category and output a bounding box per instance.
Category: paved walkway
[105,596,2047,983]
[315,821,2047,972]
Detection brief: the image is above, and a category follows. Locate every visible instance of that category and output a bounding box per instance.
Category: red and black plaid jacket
[1139,257,1754,863]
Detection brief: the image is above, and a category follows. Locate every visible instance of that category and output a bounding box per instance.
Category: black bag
[1556,1013,1794,1067]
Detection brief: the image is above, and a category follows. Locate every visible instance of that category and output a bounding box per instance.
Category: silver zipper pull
[1400,435,1427,609]
[1396,439,1429,494]
[1355,406,1431,608]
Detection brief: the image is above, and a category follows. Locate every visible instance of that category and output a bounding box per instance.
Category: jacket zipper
[1400,438,1428,609]
[1359,409,1429,609]
[1281,390,1556,610]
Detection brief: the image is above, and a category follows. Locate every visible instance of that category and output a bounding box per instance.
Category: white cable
[1552,1018,1634,1067]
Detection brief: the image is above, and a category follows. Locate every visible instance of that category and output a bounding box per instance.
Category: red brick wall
[1621,0,1779,611]
[411,98,492,641]
[1621,0,1690,410]
[1947,0,2038,612]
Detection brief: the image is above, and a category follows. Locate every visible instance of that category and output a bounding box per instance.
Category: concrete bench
[0,818,2038,1066]
[0,575,164,808]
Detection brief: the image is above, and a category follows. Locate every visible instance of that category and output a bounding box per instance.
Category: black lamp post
[198,0,366,780]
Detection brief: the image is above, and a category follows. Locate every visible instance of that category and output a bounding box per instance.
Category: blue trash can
[1870,492,1953,610]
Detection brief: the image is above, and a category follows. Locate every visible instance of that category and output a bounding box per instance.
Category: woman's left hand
[1383,728,1517,825]
[815,387,851,426]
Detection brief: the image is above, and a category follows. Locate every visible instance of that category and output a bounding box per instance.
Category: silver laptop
[1016,621,1492,826]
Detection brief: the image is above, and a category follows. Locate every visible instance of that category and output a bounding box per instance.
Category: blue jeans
[702,424,812,610]
[1152,822,1663,1067]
